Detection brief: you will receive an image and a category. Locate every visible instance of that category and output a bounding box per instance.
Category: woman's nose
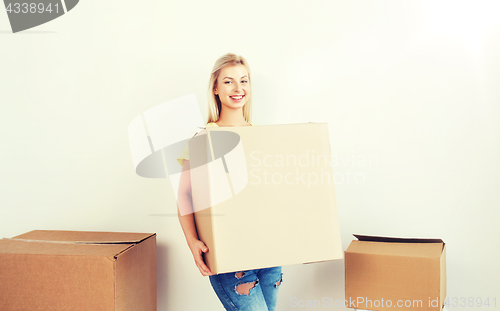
[233,82,242,92]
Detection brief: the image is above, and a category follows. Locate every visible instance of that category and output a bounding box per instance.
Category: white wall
[1,1,499,310]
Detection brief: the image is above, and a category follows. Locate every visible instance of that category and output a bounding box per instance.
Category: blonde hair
[207,53,252,124]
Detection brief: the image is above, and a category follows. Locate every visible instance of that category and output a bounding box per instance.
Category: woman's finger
[195,258,210,274]
[195,262,207,276]
[194,255,213,275]
[194,256,210,273]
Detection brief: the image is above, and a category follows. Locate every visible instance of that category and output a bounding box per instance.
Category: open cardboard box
[345,234,446,311]
[0,230,156,311]
[187,123,343,274]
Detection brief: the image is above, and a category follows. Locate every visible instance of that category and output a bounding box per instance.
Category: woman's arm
[177,159,214,276]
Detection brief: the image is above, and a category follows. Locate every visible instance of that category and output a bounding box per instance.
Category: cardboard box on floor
[187,123,343,274]
[345,235,446,311]
[0,230,156,311]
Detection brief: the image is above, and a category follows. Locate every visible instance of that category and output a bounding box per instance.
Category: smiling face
[214,64,250,111]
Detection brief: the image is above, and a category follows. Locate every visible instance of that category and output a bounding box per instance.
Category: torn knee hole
[235,271,245,279]
[235,280,258,295]
[274,275,283,287]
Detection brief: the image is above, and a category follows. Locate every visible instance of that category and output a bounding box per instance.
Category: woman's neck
[216,107,250,126]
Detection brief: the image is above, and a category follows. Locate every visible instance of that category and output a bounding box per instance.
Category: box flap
[0,238,132,258]
[11,230,154,244]
[346,239,443,258]
[354,234,444,244]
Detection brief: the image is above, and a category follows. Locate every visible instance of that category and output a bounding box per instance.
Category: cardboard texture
[0,230,156,311]
[345,235,446,311]
[188,123,343,274]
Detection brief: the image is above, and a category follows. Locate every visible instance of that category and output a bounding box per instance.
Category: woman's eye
[224,81,232,84]
[241,80,248,83]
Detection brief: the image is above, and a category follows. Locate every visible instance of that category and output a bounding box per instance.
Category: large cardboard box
[188,123,343,274]
[345,235,446,311]
[0,230,156,311]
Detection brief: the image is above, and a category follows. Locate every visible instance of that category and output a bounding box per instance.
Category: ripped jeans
[209,266,283,311]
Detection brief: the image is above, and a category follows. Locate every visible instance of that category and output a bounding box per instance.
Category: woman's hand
[188,239,215,276]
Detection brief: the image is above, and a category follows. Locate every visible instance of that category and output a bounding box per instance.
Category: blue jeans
[209,266,283,311]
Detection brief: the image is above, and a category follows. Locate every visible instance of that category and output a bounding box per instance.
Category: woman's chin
[223,101,246,110]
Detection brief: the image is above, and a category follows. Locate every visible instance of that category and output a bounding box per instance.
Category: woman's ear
[214,87,218,95]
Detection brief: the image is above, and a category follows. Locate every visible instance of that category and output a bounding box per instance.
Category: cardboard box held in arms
[0,230,156,311]
[345,235,446,311]
[187,123,343,274]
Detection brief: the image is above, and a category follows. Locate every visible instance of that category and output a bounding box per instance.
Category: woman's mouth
[230,95,244,102]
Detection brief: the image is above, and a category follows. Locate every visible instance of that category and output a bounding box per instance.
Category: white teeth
[231,95,243,99]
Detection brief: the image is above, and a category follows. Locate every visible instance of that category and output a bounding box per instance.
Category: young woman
[177,53,283,311]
